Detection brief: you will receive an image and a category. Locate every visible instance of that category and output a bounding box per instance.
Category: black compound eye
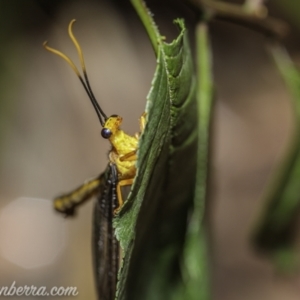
[101,128,112,139]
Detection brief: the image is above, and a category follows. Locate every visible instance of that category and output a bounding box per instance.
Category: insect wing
[93,164,119,300]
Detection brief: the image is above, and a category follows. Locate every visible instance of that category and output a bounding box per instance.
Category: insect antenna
[67,20,108,123]
[43,19,107,127]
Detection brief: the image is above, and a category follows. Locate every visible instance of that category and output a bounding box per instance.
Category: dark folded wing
[93,164,119,300]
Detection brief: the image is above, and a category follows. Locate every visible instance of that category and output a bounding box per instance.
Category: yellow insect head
[101,115,123,139]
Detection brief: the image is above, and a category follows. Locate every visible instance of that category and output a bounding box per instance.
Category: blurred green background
[0,0,300,299]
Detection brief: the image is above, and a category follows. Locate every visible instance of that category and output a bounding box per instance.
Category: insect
[43,19,146,300]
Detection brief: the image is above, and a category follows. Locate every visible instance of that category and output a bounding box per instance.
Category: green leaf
[252,46,300,272]
[115,19,197,299]
[113,3,212,299]
[115,20,197,300]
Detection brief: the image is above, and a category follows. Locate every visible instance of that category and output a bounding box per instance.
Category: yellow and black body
[44,19,145,300]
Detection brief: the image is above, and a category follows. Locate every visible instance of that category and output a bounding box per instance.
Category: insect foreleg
[139,112,147,132]
[119,150,137,162]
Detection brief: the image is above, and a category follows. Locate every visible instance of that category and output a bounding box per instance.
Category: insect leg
[115,178,134,213]
[135,112,147,139]
[139,112,147,132]
[119,150,137,162]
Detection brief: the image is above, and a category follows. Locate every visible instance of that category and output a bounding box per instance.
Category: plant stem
[130,0,160,56]
[188,0,288,38]
[243,0,267,16]
[195,22,213,216]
